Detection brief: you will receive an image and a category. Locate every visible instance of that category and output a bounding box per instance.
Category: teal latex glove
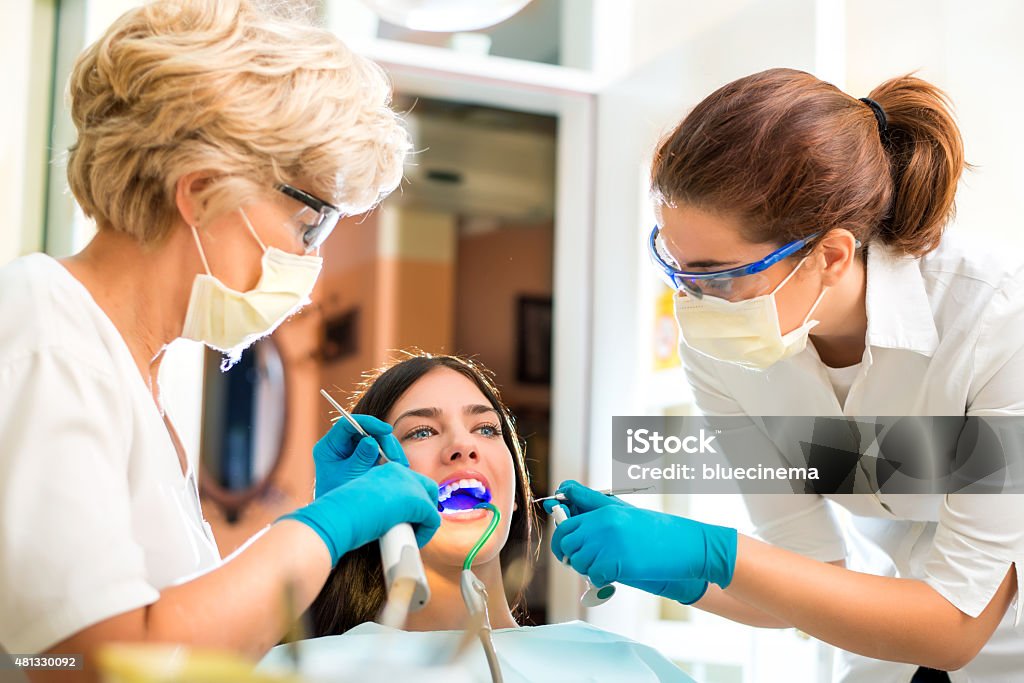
[625,577,709,606]
[547,501,709,605]
[546,480,737,593]
[314,413,407,498]
[281,462,440,566]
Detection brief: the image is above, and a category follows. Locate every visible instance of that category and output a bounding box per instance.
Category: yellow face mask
[674,257,828,371]
[181,210,322,368]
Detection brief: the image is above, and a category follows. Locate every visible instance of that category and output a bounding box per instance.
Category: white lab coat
[677,234,1024,683]
[0,254,221,653]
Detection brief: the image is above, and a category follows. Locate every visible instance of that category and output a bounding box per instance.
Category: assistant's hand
[544,489,709,604]
[314,412,407,498]
[547,480,736,592]
[280,462,441,566]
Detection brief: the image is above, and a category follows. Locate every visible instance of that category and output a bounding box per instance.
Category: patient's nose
[443,435,478,463]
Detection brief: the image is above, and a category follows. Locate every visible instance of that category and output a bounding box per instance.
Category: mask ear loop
[769,255,810,295]
[238,209,268,252]
[189,225,212,276]
[771,253,829,327]
[801,285,830,326]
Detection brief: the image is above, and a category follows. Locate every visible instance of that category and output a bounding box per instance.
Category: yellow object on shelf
[98,644,304,683]
[653,286,682,372]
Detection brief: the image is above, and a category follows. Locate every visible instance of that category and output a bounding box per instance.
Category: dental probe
[533,485,653,503]
[319,389,431,626]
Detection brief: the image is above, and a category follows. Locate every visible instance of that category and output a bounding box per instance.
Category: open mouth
[438,477,492,514]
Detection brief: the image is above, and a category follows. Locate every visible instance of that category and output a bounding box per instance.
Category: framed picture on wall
[516,296,553,385]
[322,308,359,364]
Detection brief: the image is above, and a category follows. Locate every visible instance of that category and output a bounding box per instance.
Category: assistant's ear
[816,229,860,287]
[174,172,214,228]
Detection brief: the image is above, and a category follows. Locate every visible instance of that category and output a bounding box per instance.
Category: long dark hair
[309,353,538,635]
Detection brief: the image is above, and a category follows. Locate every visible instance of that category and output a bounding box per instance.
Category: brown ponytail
[651,68,966,257]
[868,75,966,255]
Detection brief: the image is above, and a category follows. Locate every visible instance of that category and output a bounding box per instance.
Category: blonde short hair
[66,0,410,243]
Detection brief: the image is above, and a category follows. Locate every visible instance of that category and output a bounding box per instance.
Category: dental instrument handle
[605,486,654,496]
[550,505,573,567]
[461,570,504,683]
[379,526,430,619]
[549,505,616,606]
[460,570,488,622]
[532,493,567,504]
[319,390,430,616]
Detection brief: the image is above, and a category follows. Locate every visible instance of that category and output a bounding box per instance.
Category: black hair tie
[859,97,891,147]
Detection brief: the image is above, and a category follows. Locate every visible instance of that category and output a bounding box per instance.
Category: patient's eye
[403,425,436,441]
[475,422,502,438]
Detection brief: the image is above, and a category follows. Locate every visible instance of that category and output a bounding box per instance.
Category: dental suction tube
[319,390,431,623]
[461,502,504,683]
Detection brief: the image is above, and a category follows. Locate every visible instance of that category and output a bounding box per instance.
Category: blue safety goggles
[648,225,821,300]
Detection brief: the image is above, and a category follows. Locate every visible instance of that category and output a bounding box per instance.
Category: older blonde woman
[0,0,441,677]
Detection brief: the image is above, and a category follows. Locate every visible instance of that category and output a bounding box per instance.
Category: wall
[377,206,457,359]
[318,205,458,405]
[318,211,382,405]
[845,0,1024,249]
[455,221,554,409]
[1,0,54,265]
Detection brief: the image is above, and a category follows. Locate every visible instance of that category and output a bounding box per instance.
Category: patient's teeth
[438,477,489,504]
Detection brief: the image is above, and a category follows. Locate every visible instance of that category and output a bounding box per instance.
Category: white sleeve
[0,351,159,653]
[922,267,1024,625]
[679,342,847,562]
[923,494,1023,625]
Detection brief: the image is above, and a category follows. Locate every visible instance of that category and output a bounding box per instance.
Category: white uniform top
[677,234,1024,683]
[822,361,861,408]
[0,254,221,654]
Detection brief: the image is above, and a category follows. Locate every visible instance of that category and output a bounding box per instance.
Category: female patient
[264,354,694,682]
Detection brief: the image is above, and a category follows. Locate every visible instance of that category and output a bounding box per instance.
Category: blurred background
[3,1,1022,680]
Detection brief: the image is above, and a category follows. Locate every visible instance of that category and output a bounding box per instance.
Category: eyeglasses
[648,225,820,301]
[275,183,343,253]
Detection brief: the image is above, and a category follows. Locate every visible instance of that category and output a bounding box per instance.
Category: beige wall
[455,222,553,409]
[318,212,382,406]
[318,205,459,405]
[379,258,456,355]
[376,207,457,361]
[316,209,556,411]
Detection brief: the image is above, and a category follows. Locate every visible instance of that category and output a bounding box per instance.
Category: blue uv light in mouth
[438,479,492,513]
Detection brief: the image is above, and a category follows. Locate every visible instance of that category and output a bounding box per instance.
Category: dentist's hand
[281,462,441,566]
[314,412,407,498]
[545,480,736,595]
